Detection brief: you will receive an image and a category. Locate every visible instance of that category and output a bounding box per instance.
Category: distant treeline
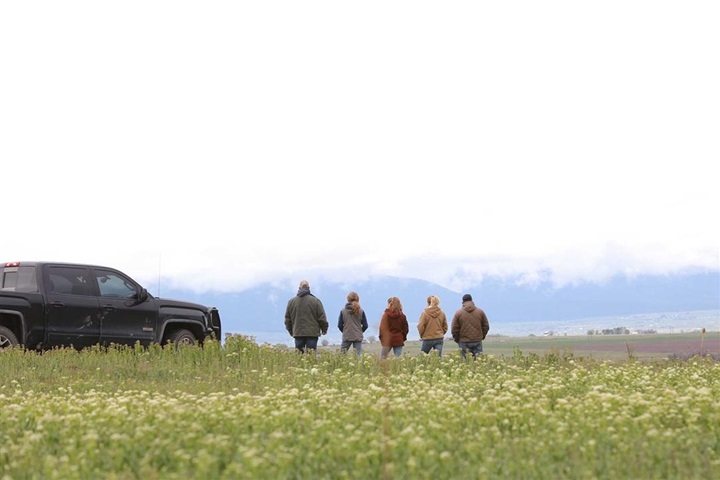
[586,327,658,335]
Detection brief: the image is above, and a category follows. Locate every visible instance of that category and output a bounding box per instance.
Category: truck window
[95,271,137,298]
[47,267,93,296]
[1,266,39,292]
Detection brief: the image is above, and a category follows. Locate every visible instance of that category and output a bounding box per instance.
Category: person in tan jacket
[417,295,448,356]
[451,293,490,360]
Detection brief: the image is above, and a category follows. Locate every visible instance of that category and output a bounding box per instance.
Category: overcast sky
[2,1,718,294]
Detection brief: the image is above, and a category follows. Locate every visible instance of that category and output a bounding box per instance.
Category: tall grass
[0,337,718,479]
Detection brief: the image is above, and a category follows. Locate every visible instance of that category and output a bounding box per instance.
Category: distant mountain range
[160,270,720,344]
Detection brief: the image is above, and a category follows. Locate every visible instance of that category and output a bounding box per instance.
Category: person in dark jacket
[451,293,490,360]
[338,291,368,356]
[379,296,409,359]
[285,280,328,353]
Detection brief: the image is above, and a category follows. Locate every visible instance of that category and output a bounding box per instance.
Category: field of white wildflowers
[0,337,718,479]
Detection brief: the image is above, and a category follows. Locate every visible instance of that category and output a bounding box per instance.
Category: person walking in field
[417,295,448,356]
[379,296,409,359]
[451,293,490,360]
[285,280,328,353]
[338,291,368,356]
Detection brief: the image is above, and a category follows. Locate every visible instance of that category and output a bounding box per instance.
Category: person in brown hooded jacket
[417,295,448,356]
[379,296,409,359]
[451,293,490,360]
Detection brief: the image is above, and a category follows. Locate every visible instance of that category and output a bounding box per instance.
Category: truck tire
[0,326,19,349]
[166,328,197,347]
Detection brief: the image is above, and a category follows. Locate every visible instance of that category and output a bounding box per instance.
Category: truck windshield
[1,266,39,292]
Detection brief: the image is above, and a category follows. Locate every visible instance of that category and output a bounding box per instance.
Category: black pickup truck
[0,261,221,350]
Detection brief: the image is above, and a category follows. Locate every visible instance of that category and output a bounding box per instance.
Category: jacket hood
[385,308,403,319]
[424,305,442,318]
[462,301,476,313]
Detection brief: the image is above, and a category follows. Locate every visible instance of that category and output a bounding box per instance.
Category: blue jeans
[459,341,483,360]
[341,340,362,356]
[294,336,319,353]
[421,339,444,356]
[380,346,403,359]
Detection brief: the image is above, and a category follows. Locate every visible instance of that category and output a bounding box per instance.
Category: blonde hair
[388,296,403,313]
[427,295,440,308]
[347,291,360,315]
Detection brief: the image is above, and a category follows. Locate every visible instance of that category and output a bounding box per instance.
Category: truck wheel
[0,326,19,349]
[167,329,197,347]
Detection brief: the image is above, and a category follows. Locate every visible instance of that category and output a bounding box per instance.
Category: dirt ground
[336,332,720,360]
[478,332,720,360]
[578,337,718,353]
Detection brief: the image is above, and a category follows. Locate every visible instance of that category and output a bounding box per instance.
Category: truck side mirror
[136,287,149,302]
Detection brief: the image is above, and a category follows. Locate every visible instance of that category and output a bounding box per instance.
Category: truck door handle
[101,304,116,311]
[49,301,64,307]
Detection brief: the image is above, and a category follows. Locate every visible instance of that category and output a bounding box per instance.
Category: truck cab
[0,261,221,350]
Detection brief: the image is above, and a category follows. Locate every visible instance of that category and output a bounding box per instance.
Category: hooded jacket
[379,309,409,347]
[285,288,328,337]
[338,303,368,342]
[451,301,489,343]
[417,306,448,340]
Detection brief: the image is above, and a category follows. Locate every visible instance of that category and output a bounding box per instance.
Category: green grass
[1,336,718,479]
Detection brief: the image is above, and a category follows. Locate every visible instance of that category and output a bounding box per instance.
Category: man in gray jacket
[285,280,328,353]
[451,293,490,360]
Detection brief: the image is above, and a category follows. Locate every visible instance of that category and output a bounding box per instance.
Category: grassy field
[1,335,718,479]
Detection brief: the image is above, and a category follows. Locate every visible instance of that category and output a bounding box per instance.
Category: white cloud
[2,1,718,293]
